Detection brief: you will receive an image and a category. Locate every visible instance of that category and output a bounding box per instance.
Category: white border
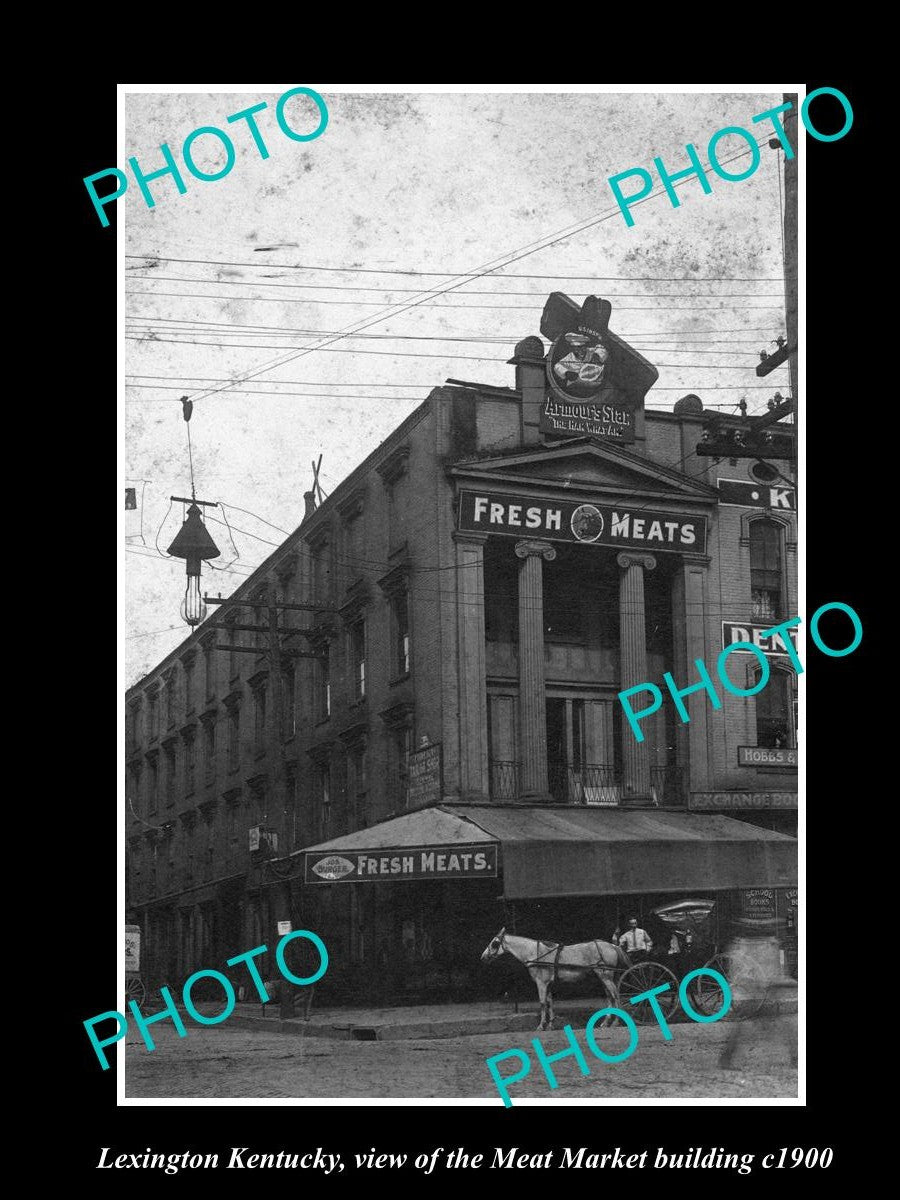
[118,82,805,1108]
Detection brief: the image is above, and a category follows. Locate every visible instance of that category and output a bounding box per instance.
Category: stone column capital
[515,539,557,562]
[452,531,489,548]
[616,551,657,573]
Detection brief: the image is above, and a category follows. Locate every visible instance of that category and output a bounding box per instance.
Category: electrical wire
[124,272,785,298]
[174,134,781,407]
[125,254,786,283]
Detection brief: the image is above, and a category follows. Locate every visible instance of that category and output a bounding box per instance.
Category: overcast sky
[123,87,791,685]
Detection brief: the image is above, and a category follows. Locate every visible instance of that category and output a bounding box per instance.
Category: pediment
[450,438,718,503]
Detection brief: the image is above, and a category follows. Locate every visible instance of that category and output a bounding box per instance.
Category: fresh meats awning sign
[304,843,498,884]
[458,489,707,554]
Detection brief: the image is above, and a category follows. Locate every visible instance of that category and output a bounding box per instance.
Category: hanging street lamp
[167,502,221,626]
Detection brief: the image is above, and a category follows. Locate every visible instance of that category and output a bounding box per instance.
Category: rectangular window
[164,744,177,806]
[128,704,141,754]
[127,764,142,817]
[165,682,175,729]
[285,772,298,852]
[228,619,239,680]
[282,666,296,740]
[543,553,586,643]
[320,765,332,839]
[317,643,332,720]
[148,692,159,742]
[203,720,216,783]
[204,644,215,700]
[755,669,796,748]
[750,520,783,622]
[227,705,240,772]
[394,592,410,677]
[483,541,518,643]
[350,619,366,700]
[146,755,158,814]
[253,686,267,755]
[394,727,411,808]
[184,736,196,794]
[348,744,368,828]
[184,660,195,715]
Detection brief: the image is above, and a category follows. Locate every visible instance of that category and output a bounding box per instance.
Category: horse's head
[481,927,507,962]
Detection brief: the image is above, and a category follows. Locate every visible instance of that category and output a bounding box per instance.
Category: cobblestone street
[125,1015,798,1101]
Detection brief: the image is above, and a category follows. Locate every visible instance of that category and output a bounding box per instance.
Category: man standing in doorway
[618,916,653,964]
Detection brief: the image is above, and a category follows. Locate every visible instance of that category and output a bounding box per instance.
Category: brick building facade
[125,302,798,1001]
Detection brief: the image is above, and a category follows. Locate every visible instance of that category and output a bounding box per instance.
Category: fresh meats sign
[458,489,707,553]
[304,843,498,884]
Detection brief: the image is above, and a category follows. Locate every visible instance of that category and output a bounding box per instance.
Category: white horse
[481,927,627,1031]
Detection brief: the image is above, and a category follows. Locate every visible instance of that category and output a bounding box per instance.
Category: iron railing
[489,760,686,805]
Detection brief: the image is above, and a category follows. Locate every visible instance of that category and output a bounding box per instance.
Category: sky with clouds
[123,87,792,685]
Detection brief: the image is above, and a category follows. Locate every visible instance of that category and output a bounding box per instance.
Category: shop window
[749,519,784,622]
[752,664,796,748]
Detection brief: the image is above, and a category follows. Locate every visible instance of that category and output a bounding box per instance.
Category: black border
[58,76,871,1180]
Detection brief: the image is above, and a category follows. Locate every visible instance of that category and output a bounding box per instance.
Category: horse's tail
[615,943,632,970]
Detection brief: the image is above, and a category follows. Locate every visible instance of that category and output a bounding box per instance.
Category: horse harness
[525,938,607,985]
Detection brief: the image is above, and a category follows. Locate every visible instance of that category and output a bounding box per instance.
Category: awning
[298,804,796,898]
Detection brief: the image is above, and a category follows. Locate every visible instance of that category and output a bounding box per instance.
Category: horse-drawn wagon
[481,898,767,1030]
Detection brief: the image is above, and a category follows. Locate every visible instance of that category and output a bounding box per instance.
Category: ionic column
[515,539,557,799]
[617,551,656,805]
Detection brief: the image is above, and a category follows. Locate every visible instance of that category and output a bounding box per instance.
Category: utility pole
[205,594,333,1018]
[783,92,799,413]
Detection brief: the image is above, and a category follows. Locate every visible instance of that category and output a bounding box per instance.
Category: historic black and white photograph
[121,85,800,1102]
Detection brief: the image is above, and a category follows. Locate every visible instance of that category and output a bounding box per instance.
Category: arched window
[751,662,796,749]
[749,518,784,622]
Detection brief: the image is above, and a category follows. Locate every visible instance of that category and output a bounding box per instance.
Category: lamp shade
[167,503,221,563]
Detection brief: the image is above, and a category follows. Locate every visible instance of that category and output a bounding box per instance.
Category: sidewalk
[220,985,797,1041]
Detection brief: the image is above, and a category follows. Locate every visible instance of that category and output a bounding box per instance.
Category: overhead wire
[125,254,786,283]
[163,133,782,407]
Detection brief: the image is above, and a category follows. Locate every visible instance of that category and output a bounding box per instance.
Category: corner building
[125,298,798,1002]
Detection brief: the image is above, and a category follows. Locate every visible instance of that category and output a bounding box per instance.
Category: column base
[518,790,554,804]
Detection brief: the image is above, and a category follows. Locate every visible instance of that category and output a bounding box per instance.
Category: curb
[228,997,796,1041]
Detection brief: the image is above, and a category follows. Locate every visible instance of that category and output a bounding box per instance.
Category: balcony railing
[489,761,686,805]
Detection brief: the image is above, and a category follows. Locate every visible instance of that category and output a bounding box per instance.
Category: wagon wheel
[617,961,679,1024]
[125,976,147,1008]
[688,953,767,1019]
[686,955,729,1018]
